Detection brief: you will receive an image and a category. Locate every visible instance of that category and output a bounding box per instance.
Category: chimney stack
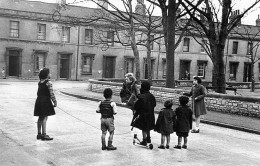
[56,0,66,6]
[229,10,241,25]
[135,0,146,16]
[256,15,260,26]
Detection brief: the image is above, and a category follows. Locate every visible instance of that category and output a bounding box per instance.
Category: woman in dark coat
[183,76,206,133]
[131,81,156,145]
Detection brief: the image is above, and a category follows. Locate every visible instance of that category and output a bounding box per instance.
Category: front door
[243,62,252,82]
[179,60,191,80]
[9,50,19,77]
[60,55,70,79]
[103,56,115,78]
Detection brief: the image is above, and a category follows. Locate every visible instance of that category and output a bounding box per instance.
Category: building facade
[0,0,260,83]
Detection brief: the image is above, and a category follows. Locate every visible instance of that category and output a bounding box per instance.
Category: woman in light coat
[183,76,207,133]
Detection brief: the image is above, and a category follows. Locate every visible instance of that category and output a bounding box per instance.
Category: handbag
[127,93,137,106]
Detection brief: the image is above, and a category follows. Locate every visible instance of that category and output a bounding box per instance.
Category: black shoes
[182,145,187,149]
[41,134,53,141]
[158,145,165,149]
[191,129,200,133]
[36,134,42,140]
[146,137,151,143]
[174,145,182,149]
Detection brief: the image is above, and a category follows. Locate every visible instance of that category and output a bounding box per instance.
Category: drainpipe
[76,25,80,81]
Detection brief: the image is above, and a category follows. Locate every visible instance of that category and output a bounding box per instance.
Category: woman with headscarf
[183,76,207,133]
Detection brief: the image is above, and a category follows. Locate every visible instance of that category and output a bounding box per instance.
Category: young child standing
[174,95,193,149]
[155,100,176,149]
[34,68,57,141]
[96,88,117,150]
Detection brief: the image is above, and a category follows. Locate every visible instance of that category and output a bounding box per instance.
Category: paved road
[0,80,260,166]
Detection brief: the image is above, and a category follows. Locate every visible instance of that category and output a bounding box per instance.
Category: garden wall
[88,79,260,118]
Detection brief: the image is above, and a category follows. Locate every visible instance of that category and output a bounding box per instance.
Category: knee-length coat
[183,84,207,117]
[131,91,156,131]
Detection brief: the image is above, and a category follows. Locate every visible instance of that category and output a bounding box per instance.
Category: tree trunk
[212,45,226,93]
[146,37,152,84]
[251,62,255,92]
[165,0,176,88]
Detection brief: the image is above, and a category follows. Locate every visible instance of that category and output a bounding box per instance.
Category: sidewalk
[60,87,260,135]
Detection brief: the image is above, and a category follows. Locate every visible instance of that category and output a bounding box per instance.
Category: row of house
[0,0,260,82]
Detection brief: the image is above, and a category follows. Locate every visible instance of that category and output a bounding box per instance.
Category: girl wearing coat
[183,76,207,133]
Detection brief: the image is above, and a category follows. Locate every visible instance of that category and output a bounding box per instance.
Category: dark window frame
[232,41,238,54]
[197,60,207,79]
[85,29,93,44]
[81,53,95,75]
[183,37,190,52]
[229,62,239,81]
[10,21,19,38]
[37,23,46,40]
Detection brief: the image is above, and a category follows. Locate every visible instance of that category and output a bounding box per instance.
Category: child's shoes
[101,146,107,150]
[158,145,165,149]
[107,145,117,150]
[146,137,151,143]
[41,134,53,141]
[140,140,147,146]
[166,145,170,149]
[36,134,42,140]
[182,145,187,149]
[174,145,181,149]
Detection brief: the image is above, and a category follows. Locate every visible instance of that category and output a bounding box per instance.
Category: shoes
[146,137,151,143]
[107,145,117,150]
[101,146,107,150]
[36,134,42,140]
[158,145,165,149]
[182,145,187,149]
[41,134,53,141]
[174,145,181,149]
[140,140,147,146]
[191,129,200,133]
[166,145,170,149]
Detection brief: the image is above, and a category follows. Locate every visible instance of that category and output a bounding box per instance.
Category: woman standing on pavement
[183,76,206,133]
[34,68,57,140]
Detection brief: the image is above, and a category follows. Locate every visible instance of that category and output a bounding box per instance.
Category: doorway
[60,54,70,79]
[103,56,116,78]
[243,62,252,82]
[8,50,20,77]
[179,60,191,80]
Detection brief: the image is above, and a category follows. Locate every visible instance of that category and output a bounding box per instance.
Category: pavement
[60,86,260,135]
[1,79,260,166]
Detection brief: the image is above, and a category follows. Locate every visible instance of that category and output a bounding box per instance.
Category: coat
[154,108,176,135]
[120,81,138,103]
[131,91,156,131]
[175,106,193,133]
[183,84,207,116]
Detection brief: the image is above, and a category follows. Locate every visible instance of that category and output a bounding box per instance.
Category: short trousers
[176,132,189,137]
[101,118,115,132]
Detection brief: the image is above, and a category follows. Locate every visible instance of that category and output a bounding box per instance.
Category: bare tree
[179,0,260,93]
[232,26,260,91]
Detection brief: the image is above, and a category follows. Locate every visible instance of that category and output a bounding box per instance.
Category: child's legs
[183,136,188,145]
[37,116,44,134]
[108,131,114,142]
[101,131,107,145]
[142,130,147,140]
[196,116,201,129]
[42,116,48,134]
[177,136,182,146]
[160,134,166,145]
[166,134,170,146]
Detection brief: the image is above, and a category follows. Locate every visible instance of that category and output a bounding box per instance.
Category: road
[0,80,260,166]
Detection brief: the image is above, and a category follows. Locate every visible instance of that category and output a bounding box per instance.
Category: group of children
[96,83,193,150]
[34,68,193,150]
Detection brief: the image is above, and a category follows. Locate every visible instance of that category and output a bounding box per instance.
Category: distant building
[0,0,260,82]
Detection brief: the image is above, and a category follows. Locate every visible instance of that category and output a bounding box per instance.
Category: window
[183,38,190,52]
[10,21,19,38]
[34,52,46,72]
[247,42,253,55]
[107,31,114,46]
[81,54,94,74]
[197,61,207,78]
[229,62,239,80]
[37,24,46,40]
[162,58,167,77]
[85,29,93,44]
[61,26,70,43]
[232,41,238,54]
[200,40,207,53]
[125,58,134,74]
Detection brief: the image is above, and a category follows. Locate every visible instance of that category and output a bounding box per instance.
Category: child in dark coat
[155,100,176,149]
[174,96,193,149]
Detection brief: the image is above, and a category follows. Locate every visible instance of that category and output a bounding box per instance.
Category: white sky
[27,0,260,26]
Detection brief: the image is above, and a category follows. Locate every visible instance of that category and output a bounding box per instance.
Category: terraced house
[0,0,260,83]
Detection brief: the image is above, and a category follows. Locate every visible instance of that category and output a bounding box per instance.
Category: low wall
[88,79,260,118]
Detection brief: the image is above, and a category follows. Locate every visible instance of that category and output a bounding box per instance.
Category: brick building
[0,0,260,82]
